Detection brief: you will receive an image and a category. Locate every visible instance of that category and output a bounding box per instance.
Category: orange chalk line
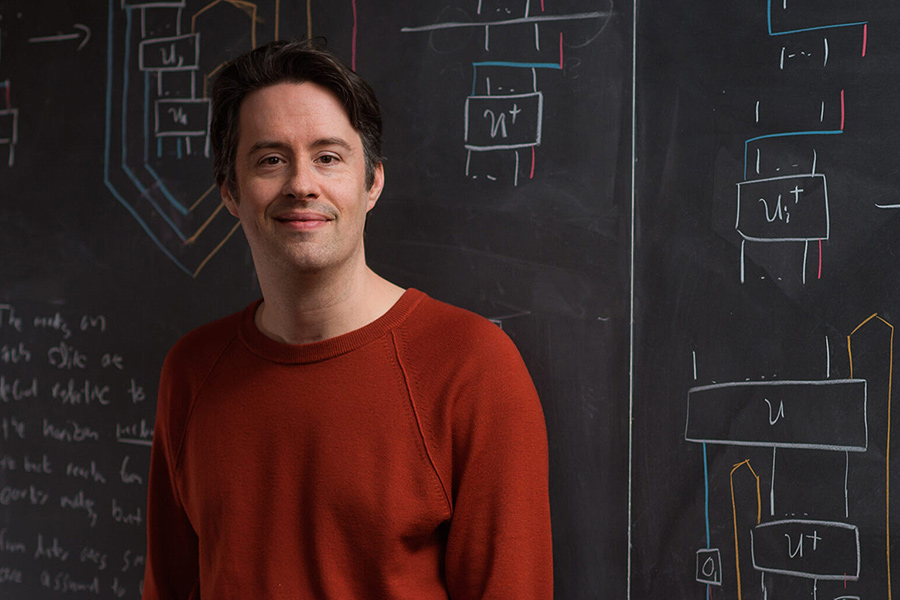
[192,222,242,277]
[189,184,217,212]
[275,0,280,39]
[193,1,260,99]
[730,459,761,600]
[185,199,226,244]
[848,313,893,600]
[192,0,259,48]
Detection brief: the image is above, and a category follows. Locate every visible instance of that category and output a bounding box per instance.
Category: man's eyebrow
[247,140,290,155]
[310,137,353,152]
[246,137,354,155]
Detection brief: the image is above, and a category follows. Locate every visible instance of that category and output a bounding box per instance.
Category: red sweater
[143,289,552,599]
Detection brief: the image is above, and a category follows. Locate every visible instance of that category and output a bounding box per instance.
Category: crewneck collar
[239,288,425,364]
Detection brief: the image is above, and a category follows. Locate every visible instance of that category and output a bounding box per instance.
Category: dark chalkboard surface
[0,0,630,598]
[635,0,900,598]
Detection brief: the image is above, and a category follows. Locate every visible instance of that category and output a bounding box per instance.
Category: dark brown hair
[210,39,384,192]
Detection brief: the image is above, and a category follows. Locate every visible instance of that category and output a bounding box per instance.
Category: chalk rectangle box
[736,173,829,242]
[0,109,18,143]
[685,379,866,450]
[155,99,211,137]
[751,519,860,579]
[464,93,542,151]
[139,34,200,71]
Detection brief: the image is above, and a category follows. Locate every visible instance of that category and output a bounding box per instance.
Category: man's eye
[260,156,283,166]
[317,154,339,165]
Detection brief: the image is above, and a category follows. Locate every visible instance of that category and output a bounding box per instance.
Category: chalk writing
[0,302,155,596]
[0,376,38,402]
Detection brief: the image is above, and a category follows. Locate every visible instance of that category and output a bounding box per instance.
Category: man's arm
[142,349,201,599]
[442,334,553,599]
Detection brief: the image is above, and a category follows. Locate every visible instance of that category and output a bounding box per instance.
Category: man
[142,39,552,599]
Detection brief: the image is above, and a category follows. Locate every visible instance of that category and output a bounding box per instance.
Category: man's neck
[254,264,404,345]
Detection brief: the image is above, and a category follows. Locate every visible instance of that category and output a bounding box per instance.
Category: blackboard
[0,0,631,598]
[634,0,900,598]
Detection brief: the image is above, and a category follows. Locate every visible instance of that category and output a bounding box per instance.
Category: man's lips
[274,211,333,230]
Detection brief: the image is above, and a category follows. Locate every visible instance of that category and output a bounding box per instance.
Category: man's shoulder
[402,293,525,368]
[154,304,255,447]
[399,294,542,439]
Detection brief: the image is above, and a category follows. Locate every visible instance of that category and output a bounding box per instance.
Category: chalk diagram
[1,12,96,168]
[104,0,285,276]
[685,314,894,599]
[0,78,15,167]
[0,19,17,167]
[736,1,868,284]
[401,1,611,186]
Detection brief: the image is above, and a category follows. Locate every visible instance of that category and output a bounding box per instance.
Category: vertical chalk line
[818,238,822,279]
[802,240,808,285]
[740,240,746,283]
[731,460,761,600]
[844,451,850,518]
[514,150,519,186]
[704,444,711,546]
[351,0,358,70]
[886,317,894,600]
[627,0,637,597]
[848,314,894,600]
[840,89,845,130]
[274,0,280,39]
[558,32,563,68]
[770,448,777,516]
[863,23,868,57]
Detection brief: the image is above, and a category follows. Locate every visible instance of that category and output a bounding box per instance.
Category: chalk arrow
[28,24,91,51]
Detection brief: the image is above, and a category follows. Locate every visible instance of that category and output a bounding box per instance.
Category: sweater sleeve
[142,344,201,600]
[441,326,554,599]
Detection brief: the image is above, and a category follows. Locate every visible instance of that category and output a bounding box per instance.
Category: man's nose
[282,160,319,198]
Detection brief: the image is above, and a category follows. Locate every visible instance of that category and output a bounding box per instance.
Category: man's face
[221,81,384,277]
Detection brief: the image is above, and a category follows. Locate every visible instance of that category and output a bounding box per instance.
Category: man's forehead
[236,81,360,145]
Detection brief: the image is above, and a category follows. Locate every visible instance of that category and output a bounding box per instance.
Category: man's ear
[221,183,239,217]
[366,162,385,212]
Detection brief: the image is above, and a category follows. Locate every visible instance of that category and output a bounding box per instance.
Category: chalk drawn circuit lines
[402,1,610,186]
[736,1,868,284]
[105,0,277,277]
[686,379,869,594]
[684,313,894,599]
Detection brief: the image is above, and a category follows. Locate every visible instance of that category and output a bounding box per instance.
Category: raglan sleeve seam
[389,329,454,515]
[169,332,240,501]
